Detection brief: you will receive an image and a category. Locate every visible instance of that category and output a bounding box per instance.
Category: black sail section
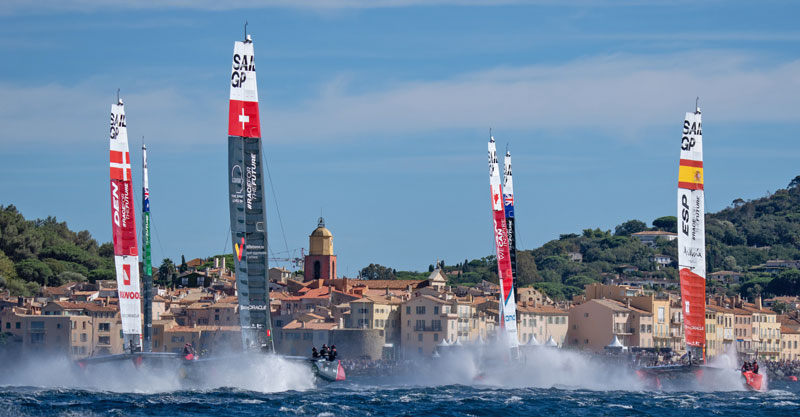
[228,135,272,351]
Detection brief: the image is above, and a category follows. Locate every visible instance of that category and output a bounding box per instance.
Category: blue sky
[0,1,798,274]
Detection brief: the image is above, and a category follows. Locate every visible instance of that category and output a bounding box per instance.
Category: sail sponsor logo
[487,149,497,173]
[683,247,703,259]
[231,54,255,88]
[109,111,126,140]
[119,291,141,300]
[235,237,245,261]
[505,314,516,323]
[681,119,701,151]
[246,153,257,210]
[112,182,121,227]
[122,263,131,285]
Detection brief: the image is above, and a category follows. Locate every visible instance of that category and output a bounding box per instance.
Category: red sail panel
[228,100,261,138]
[680,268,706,347]
[109,179,138,256]
[493,209,514,305]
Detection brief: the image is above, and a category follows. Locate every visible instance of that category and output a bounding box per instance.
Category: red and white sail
[109,98,142,338]
[677,105,705,349]
[228,39,260,138]
[488,136,518,349]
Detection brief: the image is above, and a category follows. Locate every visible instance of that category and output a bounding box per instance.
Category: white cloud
[261,50,800,141]
[0,0,572,16]
[1,50,798,148]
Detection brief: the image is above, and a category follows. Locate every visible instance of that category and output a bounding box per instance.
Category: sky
[0,1,798,274]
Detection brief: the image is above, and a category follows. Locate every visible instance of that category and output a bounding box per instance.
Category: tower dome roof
[310,217,332,237]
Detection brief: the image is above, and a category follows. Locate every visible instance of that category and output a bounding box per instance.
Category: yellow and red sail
[677,106,706,349]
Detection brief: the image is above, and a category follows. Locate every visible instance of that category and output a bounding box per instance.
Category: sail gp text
[231,54,255,87]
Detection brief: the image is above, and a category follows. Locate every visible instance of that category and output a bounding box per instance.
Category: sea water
[1,349,798,416]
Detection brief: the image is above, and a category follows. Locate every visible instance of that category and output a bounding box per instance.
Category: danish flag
[110,150,132,181]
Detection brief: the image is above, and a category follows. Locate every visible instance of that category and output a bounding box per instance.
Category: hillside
[2,175,799,300]
[394,175,800,300]
[0,205,114,296]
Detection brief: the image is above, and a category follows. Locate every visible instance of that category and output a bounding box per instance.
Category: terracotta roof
[355,280,424,290]
[707,305,735,313]
[781,325,800,334]
[590,299,630,312]
[517,305,568,315]
[631,231,678,236]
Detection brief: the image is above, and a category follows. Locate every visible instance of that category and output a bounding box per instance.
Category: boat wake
[0,354,315,393]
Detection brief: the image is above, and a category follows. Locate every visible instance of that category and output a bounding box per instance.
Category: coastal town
[2,218,799,370]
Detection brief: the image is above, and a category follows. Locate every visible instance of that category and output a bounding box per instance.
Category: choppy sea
[1,381,799,417]
[1,348,799,416]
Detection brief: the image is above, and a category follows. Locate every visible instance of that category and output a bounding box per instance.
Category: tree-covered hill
[0,205,114,296]
[385,175,800,300]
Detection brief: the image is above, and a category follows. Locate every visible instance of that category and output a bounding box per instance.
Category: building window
[434,334,439,341]
[313,261,321,279]
[584,313,589,318]
[416,306,426,315]
[99,323,110,332]
[418,333,423,342]
[15,322,20,329]
[80,333,87,342]
[30,333,45,345]
[98,336,111,345]
[406,307,411,314]
[434,306,439,315]
[416,320,426,331]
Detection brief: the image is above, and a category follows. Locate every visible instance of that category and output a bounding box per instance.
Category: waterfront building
[780,325,800,361]
[516,303,568,346]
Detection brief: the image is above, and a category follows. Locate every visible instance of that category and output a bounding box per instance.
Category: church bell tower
[304,217,337,281]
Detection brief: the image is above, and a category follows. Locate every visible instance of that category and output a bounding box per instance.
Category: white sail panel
[114,253,142,335]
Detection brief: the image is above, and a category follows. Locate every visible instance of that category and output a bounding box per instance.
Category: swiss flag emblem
[228,100,261,138]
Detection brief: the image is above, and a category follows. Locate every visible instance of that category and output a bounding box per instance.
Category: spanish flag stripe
[679,181,704,190]
[679,159,703,168]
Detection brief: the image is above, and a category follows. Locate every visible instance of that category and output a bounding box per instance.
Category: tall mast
[502,147,519,305]
[488,135,519,350]
[141,143,153,352]
[109,94,142,352]
[227,29,274,352]
[677,100,706,360]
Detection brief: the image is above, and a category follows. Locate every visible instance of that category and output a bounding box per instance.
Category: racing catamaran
[637,102,763,391]
[488,135,519,351]
[179,29,344,382]
[109,94,143,353]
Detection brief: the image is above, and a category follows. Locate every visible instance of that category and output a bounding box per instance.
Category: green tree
[88,269,114,283]
[15,259,53,286]
[614,220,648,236]
[788,175,800,189]
[652,216,678,233]
[158,258,177,286]
[179,255,188,273]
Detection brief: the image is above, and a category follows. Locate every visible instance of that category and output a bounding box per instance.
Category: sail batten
[109,98,142,346]
[677,107,706,349]
[227,36,273,351]
[488,136,518,349]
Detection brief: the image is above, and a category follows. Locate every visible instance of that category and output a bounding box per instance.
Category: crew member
[312,347,320,359]
[320,344,329,360]
[329,345,337,361]
[753,360,759,374]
